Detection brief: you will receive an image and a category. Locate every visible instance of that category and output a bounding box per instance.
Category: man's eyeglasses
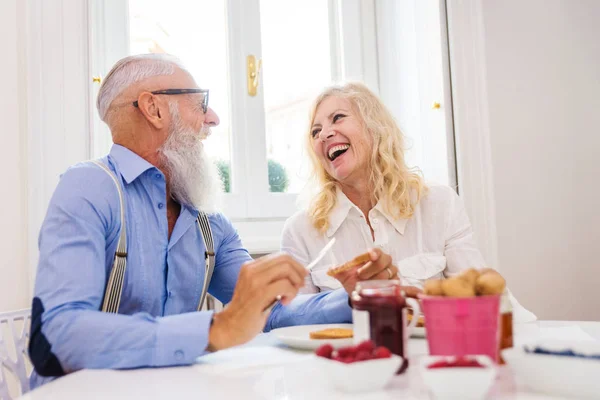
[133,88,209,113]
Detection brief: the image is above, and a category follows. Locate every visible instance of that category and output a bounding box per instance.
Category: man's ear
[136,92,165,129]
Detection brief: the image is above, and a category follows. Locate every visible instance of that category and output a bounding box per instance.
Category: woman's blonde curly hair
[306,82,427,233]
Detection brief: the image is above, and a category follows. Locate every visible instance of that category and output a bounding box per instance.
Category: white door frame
[446,0,499,268]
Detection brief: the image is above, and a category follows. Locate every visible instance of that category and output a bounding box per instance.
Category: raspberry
[454,357,484,368]
[427,360,449,369]
[356,340,375,354]
[373,346,392,359]
[355,350,373,361]
[427,357,485,369]
[336,346,357,358]
[315,344,334,359]
[427,360,448,369]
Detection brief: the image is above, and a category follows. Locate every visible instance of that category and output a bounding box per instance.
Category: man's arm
[207,215,352,333]
[29,165,213,376]
[265,288,352,332]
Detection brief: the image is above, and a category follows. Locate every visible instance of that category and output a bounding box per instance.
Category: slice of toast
[326,253,371,277]
[309,328,354,339]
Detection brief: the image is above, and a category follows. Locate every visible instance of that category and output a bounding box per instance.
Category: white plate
[271,324,354,350]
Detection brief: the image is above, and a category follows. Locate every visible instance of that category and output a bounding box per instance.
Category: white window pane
[259,0,333,193]
[129,0,232,192]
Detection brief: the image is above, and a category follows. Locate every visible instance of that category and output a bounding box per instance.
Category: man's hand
[207,253,307,351]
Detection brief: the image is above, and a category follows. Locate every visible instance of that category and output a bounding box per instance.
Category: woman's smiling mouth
[327,144,350,161]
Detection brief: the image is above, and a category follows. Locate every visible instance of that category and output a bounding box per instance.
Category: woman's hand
[332,248,400,295]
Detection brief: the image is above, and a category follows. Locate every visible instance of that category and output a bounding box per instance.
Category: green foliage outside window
[215,159,288,193]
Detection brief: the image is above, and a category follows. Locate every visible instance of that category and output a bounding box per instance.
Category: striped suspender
[196,212,215,311]
[91,160,215,313]
[90,160,128,313]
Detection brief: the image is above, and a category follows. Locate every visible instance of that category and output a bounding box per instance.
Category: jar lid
[355,279,402,296]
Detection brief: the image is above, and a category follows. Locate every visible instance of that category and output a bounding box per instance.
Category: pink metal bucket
[421,295,501,362]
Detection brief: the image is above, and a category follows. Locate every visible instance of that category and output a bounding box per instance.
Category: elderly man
[27,54,400,389]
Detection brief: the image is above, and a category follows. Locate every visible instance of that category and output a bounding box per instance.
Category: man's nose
[204,107,220,127]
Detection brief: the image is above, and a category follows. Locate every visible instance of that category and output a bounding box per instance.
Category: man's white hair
[96,53,186,123]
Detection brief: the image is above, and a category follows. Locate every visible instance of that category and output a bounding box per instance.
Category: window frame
[25,0,462,260]
[89,0,379,225]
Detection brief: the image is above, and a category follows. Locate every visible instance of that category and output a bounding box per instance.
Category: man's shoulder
[52,160,121,208]
[206,212,238,239]
[60,159,116,186]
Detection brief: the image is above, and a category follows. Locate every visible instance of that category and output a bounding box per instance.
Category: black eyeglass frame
[132,88,209,113]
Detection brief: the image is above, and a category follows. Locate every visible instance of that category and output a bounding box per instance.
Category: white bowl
[502,340,600,399]
[419,355,496,400]
[316,354,403,393]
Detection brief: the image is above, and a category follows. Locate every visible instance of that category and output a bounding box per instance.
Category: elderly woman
[281,82,535,321]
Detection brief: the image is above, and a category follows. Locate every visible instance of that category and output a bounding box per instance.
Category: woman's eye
[311,128,321,138]
[333,113,345,123]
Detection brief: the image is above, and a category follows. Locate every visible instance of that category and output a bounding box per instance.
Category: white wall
[0,0,91,313]
[450,0,600,320]
[0,0,30,312]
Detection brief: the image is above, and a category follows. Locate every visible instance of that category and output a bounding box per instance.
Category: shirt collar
[326,189,360,238]
[109,144,157,184]
[326,187,409,237]
[374,201,409,235]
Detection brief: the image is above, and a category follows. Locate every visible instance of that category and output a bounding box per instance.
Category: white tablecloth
[20,321,600,400]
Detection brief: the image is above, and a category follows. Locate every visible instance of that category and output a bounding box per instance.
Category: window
[25,0,455,267]
[90,0,376,223]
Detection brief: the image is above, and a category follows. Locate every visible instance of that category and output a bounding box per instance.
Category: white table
[20,321,600,400]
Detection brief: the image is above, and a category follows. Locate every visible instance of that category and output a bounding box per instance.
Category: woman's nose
[320,127,335,141]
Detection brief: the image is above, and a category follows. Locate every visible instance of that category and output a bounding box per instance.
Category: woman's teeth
[328,144,350,161]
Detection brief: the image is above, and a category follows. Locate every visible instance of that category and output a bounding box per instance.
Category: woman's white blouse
[281,184,537,323]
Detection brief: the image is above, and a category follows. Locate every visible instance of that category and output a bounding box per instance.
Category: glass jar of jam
[350,280,421,373]
[498,291,513,364]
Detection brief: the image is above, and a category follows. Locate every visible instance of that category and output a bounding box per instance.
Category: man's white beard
[158,103,223,213]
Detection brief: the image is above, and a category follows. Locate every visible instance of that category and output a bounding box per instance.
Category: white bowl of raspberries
[314,340,403,393]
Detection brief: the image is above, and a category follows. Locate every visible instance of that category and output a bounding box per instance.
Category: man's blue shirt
[29,144,351,388]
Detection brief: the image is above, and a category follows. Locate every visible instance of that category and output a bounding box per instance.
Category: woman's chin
[329,166,353,183]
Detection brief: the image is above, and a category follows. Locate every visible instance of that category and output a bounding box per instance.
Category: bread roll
[475,270,506,295]
[423,279,444,296]
[458,268,480,287]
[441,277,476,297]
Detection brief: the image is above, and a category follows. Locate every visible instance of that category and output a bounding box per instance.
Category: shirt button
[155,173,161,179]
[372,218,378,224]
[158,203,164,209]
[168,291,172,297]
[174,350,184,361]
